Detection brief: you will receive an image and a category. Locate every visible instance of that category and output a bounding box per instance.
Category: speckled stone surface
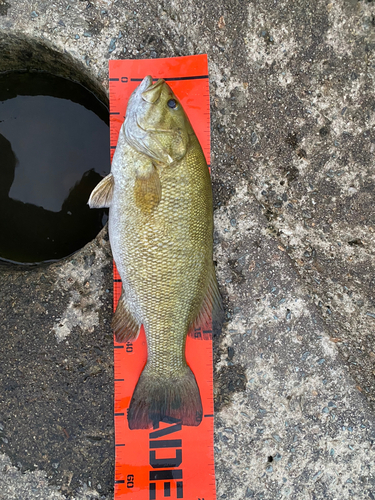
[1,0,375,498]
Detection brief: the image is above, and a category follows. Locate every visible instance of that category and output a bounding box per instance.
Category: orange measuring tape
[109,55,216,500]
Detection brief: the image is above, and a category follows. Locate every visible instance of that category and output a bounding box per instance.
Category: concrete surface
[1,0,375,498]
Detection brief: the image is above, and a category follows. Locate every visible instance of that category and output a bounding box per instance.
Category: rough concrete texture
[1,230,114,498]
[1,0,375,498]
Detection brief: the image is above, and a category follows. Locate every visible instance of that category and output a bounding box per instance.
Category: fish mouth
[140,75,164,91]
[141,77,165,103]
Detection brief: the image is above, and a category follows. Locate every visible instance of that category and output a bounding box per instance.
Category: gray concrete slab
[1,0,375,498]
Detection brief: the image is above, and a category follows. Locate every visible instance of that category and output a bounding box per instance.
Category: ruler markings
[130,75,208,82]
[111,55,215,500]
[149,470,183,481]
[149,439,182,449]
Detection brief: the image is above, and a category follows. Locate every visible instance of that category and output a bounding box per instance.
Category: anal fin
[88,173,114,208]
[112,290,140,343]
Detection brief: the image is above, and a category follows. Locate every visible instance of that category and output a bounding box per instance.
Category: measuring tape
[109,55,216,500]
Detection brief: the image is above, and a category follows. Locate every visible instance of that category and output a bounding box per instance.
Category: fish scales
[89,76,222,429]
[114,135,211,372]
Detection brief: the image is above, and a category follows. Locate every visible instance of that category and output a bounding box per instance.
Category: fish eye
[167,99,177,109]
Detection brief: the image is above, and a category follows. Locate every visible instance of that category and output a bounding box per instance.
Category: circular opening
[0,36,110,265]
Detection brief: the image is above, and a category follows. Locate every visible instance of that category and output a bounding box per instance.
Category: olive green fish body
[89,76,222,429]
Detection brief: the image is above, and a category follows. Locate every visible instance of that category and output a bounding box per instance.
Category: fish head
[124,76,192,165]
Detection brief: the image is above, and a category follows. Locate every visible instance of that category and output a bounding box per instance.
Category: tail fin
[128,365,202,429]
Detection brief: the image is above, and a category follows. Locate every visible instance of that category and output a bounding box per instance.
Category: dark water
[0,71,110,264]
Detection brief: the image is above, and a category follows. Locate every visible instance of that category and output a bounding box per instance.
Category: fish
[88,75,223,429]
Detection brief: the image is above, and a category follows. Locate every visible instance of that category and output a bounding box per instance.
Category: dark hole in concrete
[227,346,235,360]
[297,148,307,159]
[0,71,110,264]
[319,126,330,137]
[348,238,364,247]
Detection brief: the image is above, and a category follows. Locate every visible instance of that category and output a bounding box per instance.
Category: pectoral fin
[189,268,224,339]
[112,290,140,343]
[134,161,162,214]
[88,173,114,208]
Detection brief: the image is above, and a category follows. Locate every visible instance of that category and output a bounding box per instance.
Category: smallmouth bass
[89,76,222,429]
